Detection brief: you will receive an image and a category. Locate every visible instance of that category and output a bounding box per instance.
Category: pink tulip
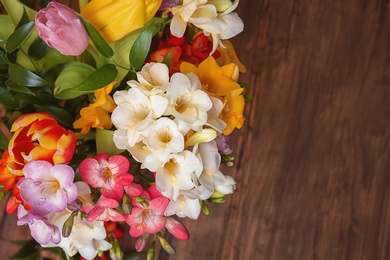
[35,1,89,56]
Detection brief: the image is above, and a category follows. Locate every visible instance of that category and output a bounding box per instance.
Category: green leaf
[5,79,34,95]
[130,22,154,70]
[0,15,15,41]
[54,62,117,99]
[54,61,95,99]
[28,37,50,60]
[0,86,16,108]
[8,63,49,87]
[39,105,74,129]
[74,64,117,91]
[10,239,39,259]
[96,128,125,156]
[1,0,37,26]
[162,48,173,68]
[6,21,34,53]
[77,14,114,58]
[15,7,30,29]
[0,130,9,151]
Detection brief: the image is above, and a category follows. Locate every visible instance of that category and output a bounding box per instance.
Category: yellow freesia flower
[180,56,241,98]
[81,0,162,43]
[217,40,247,73]
[221,88,245,135]
[73,82,117,134]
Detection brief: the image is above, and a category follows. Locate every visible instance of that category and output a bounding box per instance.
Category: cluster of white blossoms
[111,63,236,219]
[170,0,244,54]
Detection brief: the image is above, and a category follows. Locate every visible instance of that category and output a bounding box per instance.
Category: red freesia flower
[149,32,221,75]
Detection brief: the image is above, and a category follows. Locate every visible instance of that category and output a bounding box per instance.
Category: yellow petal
[81,0,162,43]
[217,40,246,73]
[185,129,217,147]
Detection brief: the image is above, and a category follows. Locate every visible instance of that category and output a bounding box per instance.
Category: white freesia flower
[165,191,201,219]
[42,209,111,260]
[207,0,233,12]
[156,150,201,200]
[207,96,226,132]
[143,118,185,171]
[165,72,212,133]
[197,141,235,195]
[112,88,168,146]
[127,62,170,95]
[215,174,236,195]
[170,0,244,53]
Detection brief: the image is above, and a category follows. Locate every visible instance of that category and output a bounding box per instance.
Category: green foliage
[27,37,51,60]
[10,239,39,260]
[130,22,155,70]
[77,14,114,58]
[8,63,49,87]
[54,62,118,99]
[6,21,34,53]
[96,128,125,156]
[0,130,9,150]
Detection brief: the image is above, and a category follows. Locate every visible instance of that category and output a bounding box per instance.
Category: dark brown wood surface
[1,0,390,259]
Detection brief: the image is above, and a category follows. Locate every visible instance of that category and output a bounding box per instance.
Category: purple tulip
[35,1,89,56]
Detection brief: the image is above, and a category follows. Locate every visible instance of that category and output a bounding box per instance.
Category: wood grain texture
[1,0,390,259]
[158,0,390,259]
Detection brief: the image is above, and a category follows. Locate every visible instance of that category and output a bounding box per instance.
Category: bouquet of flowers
[0,0,249,259]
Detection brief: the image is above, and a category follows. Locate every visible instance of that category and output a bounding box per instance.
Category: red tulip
[8,112,76,165]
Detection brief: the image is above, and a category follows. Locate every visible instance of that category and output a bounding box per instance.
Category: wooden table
[1,0,390,259]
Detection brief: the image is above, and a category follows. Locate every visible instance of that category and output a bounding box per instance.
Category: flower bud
[157,235,176,255]
[81,0,162,43]
[35,2,89,56]
[165,217,190,240]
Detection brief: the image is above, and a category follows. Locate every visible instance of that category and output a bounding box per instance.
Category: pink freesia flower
[125,182,145,197]
[124,196,170,237]
[17,161,78,214]
[79,153,133,200]
[165,217,190,240]
[86,196,125,222]
[35,1,89,56]
[17,205,61,245]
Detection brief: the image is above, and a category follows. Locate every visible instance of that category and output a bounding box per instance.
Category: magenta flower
[79,153,133,200]
[124,196,170,237]
[35,1,89,56]
[86,196,125,222]
[17,205,61,245]
[17,160,78,214]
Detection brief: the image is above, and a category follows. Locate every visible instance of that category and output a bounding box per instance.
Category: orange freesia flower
[221,88,245,135]
[9,112,76,165]
[217,40,247,73]
[81,0,162,43]
[180,56,241,98]
[6,186,32,214]
[0,151,23,190]
[74,82,116,134]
